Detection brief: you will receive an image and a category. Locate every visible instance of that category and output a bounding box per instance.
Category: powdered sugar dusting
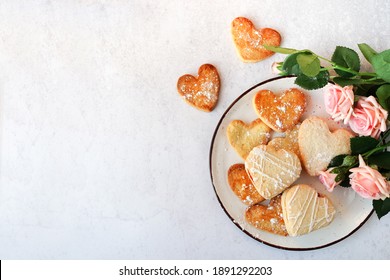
[255,89,306,131]
[178,65,220,110]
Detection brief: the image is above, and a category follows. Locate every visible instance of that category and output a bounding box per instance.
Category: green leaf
[296,53,321,77]
[350,136,380,155]
[376,84,390,111]
[294,69,330,90]
[332,77,385,87]
[372,50,390,83]
[335,172,347,183]
[338,178,351,188]
[373,198,390,219]
[328,154,348,168]
[358,43,378,64]
[330,166,350,185]
[332,77,365,86]
[355,84,380,97]
[330,166,342,174]
[342,155,358,166]
[379,128,390,144]
[282,53,302,75]
[368,152,390,170]
[263,45,298,54]
[331,46,361,78]
[383,171,390,180]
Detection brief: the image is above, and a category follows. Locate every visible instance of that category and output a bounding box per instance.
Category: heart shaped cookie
[281,184,336,236]
[253,88,306,132]
[177,64,220,112]
[268,124,301,158]
[298,117,353,176]
[227,119,271,159]
[231,17,281,62]
[245,145,301,199]
[227,163,264,205]
[245,195,288,236]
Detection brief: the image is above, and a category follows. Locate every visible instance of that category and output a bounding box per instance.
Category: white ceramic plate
[209,76,373,250]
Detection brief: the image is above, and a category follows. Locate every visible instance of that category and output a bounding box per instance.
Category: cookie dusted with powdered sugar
[268,124,301,159]
[227,119,271,159]
[245,195,288,236]
[231,17,281,63]
[227,163,265,205]
[177,64,220,112]
[298,116,353,176]
[253,88,306,132]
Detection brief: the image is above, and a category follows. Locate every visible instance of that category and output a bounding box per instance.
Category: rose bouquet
[266,43,390,219]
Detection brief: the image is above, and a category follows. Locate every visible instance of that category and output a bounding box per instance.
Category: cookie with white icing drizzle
[245,145,301,199]
[281,184,336,236]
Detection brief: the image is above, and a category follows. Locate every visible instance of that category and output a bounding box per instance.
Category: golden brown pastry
[253,88,306,132]
[268,124,301,158]
[177,64,220,112]
[227,163,265,205]
[245,195,288,236]
[231,17,281,62]
[227,119,271,159]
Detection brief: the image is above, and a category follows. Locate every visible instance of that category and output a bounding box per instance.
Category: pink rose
[323,84,354,124]
[348,96,388,139]
[319,168,341,192]
[349,155,390,200]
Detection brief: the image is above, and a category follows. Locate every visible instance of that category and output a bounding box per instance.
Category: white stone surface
[0,0,389,259]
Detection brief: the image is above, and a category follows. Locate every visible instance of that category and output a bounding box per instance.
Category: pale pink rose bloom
[323,84,354,124]
[319,168,341,192]
[349,155,390,200]
[348,96,388,139]
[271,62,283,74]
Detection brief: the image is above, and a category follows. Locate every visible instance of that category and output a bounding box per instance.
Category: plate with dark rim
[209,76,373,250]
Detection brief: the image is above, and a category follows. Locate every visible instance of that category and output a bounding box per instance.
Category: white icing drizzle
[245,146,301,198]
[284,185,335,236]
[287,185,315,232]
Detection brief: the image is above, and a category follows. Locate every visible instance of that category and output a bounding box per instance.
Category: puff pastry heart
[253,88,306,132]
[231,17,281,62]
[227,163,264,205]
[177,64,220,112]
[245,195,288,236]
[227,119,271,159]
[268,124,301,158]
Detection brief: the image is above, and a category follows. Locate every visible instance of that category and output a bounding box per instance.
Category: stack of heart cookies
[227,88,353,236]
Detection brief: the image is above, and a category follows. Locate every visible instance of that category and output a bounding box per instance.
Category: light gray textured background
[0,0,389,259]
